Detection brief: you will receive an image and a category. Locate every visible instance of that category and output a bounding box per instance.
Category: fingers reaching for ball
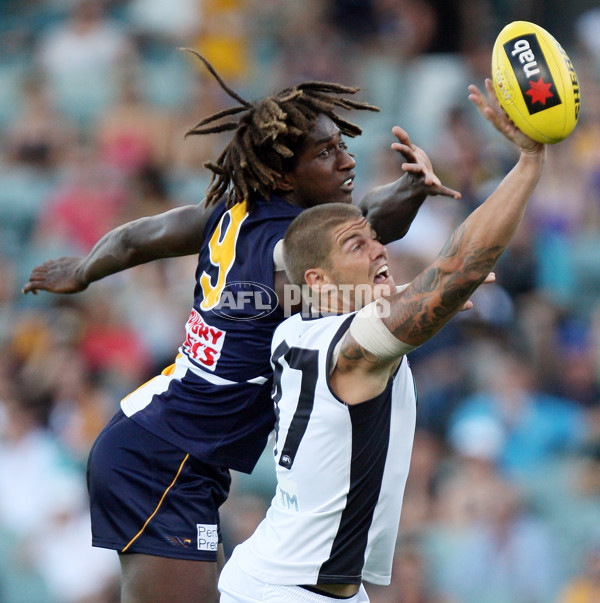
[468,79,545,155]
[390,126,461,199]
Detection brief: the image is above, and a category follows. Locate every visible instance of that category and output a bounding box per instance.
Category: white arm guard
[349,299,416,361]
[273,239,285,272]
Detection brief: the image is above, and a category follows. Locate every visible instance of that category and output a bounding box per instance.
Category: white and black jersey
[230,311,417,587]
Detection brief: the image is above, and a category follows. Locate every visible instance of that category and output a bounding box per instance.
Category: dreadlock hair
[182,48,380,212]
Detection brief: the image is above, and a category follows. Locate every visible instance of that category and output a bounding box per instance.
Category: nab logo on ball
[504,34,561,115]
[492,21,581,144]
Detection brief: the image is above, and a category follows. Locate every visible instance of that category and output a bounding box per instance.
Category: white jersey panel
[362,365,417,584]
[232,312,417,587]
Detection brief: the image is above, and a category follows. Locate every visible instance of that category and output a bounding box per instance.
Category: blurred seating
[0,62,27,127]
[0,2,599,602]
[0,166,55,261]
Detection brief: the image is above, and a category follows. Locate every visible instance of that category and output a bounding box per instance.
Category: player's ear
[305,269,337,310]
[304,268,329,291]
[276,173,294,192]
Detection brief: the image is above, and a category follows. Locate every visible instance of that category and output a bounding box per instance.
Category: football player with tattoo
[22,51,459,603]
[218,79,546,603]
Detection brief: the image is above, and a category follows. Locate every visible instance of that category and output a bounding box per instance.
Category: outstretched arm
[333,80,546,404]
[357,126,461,244]
[23,202,215,294]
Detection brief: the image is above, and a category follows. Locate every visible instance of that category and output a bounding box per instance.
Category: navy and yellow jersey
[185,196,301,381]
[121,196,303,473]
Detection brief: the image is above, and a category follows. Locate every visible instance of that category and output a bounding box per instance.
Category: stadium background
[1,1,600,601]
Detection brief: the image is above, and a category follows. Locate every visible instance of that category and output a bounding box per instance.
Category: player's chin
[310,192,353,207]
[332,188,354,204]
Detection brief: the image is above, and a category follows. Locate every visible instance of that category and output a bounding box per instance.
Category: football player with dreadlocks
[23,51,459,603]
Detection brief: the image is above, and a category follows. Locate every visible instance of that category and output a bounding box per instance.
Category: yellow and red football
[491,20,581,144]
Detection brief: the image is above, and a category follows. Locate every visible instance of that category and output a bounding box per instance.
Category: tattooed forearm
[438,224,465,260]
[384,240,506,345]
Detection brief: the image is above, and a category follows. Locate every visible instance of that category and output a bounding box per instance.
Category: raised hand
[468,79,545,155]
[22,257,88,295]
[391,126,461,199]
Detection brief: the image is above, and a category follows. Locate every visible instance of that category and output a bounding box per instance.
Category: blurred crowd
[1,0,600,601]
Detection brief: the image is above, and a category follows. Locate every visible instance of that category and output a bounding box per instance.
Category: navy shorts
[87,409,231,561]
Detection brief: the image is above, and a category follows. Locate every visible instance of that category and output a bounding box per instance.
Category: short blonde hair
[283,203,364,286]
